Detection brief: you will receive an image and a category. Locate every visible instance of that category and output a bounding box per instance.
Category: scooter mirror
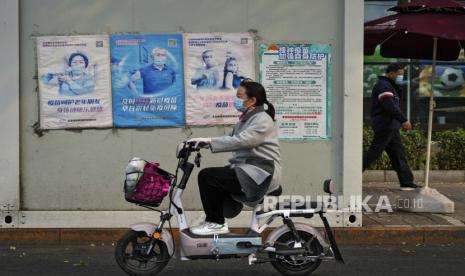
[176,142,187,158]
[323,179,335,194]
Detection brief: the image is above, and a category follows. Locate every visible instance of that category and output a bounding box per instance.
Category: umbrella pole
[400,37,453,213]
[424,37,437,189]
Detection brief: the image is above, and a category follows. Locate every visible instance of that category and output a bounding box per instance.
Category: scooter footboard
[130,223,174,256]
[179,229,262,258]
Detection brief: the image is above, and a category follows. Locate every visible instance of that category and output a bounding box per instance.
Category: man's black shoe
[400,183,420,191]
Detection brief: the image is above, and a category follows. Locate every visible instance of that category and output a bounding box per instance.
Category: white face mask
[395,75,404,84]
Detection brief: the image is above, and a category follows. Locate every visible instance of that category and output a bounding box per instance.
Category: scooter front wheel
[270,230,323,276]
[115,230,170,276]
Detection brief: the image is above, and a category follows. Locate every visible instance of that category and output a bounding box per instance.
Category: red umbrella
[365,0,465,60]
[364,0,465,188]
[389,0,465,12]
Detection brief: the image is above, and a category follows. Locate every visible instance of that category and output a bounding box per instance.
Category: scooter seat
[257,186,283,204]
[267,186,283,196]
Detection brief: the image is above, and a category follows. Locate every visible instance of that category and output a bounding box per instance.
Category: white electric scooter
[115,142,344,276]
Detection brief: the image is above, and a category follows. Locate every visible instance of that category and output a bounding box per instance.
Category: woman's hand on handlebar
[186,137,211,149]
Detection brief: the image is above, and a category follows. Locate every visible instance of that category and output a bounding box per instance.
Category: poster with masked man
[110,34,184,127]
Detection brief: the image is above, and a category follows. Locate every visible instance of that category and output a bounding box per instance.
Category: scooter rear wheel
[270,230,323,276]
[115,230,170,276]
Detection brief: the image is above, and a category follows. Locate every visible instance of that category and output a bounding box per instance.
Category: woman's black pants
[197,166,243,224]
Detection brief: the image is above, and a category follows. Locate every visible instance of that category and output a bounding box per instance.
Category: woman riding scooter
[188,80,282,235]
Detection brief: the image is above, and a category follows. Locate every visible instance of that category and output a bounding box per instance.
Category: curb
[333,226,465,245]
[363,170,465,183]
[1,227,465,246]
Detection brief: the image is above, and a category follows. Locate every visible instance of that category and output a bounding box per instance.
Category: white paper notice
[260,43,331,140]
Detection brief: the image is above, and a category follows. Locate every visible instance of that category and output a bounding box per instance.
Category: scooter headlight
[176,142,186,158]
[323,179,335,194]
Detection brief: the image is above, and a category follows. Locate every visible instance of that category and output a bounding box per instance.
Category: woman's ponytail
[240,80,276,121]
[264,100,276,121]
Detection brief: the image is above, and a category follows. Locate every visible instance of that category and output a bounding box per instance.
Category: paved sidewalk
[363,182,465,227]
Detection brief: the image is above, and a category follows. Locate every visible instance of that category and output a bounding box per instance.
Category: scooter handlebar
[176,141,205,159]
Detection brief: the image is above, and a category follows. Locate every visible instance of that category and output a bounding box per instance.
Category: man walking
[363,63,419,191]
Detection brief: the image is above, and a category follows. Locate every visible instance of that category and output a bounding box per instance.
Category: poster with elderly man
[37,35,113,129]
[110,34,185,127]
[183,33,255,125]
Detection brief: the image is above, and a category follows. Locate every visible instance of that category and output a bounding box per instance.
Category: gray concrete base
[363,170,465,183]
[397,187,455,213]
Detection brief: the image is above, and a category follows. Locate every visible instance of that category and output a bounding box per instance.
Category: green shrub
[434,128,465,170]
[399,125,430,170]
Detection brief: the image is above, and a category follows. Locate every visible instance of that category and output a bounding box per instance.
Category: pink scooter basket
[125,161,174,206]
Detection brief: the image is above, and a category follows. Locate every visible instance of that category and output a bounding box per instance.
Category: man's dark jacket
[370,76,407,132]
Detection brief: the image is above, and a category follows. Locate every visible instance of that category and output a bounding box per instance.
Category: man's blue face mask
[395,75,404,84]
[234,98,246,112]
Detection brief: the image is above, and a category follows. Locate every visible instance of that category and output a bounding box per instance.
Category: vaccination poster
[183,33,255,125]
[259,43,331,140]
[110,34,184,127]
[37,35,113,129]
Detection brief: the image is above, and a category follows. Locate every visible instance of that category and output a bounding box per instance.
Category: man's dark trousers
[363,128,414,185]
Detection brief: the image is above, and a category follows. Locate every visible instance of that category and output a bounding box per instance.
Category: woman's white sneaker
[190,222,229,235]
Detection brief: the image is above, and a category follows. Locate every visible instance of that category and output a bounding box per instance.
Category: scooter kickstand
[248,253,257,265]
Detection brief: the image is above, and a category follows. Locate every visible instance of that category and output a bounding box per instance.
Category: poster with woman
[37,35,112,129]
[110,34,184,127]
[183,33,255,125]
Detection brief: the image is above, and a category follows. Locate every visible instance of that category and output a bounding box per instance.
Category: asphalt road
[1,244,464,276]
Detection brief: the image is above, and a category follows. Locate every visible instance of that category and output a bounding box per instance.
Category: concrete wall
[0,0,19,213]
[5,0,363,229]
[18,0,348,212]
